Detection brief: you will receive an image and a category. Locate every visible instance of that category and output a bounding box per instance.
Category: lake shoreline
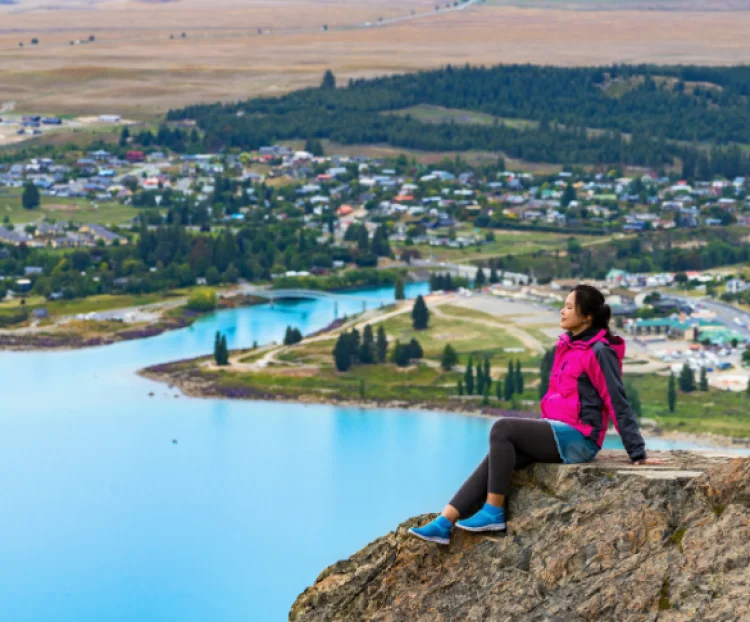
[0,314,196,352]
[139,364,750,451]
[0,293,267,352]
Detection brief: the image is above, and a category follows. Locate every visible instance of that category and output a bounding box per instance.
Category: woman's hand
[633,457,666,465]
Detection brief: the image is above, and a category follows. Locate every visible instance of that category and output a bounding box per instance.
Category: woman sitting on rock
[409,283,664,545]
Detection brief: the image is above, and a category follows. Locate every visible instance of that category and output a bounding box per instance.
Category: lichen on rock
[289,451,750,622]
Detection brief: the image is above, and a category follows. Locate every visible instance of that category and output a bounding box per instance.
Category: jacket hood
[558,329,626,363]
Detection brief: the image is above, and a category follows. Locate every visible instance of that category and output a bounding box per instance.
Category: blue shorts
[547,420,600,464]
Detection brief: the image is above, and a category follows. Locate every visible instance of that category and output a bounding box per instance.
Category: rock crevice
[290,451,750,622]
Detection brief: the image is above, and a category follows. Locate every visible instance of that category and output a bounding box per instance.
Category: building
[78,224,127,246]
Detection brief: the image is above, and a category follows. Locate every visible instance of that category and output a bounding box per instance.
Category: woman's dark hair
[572,284,612,339]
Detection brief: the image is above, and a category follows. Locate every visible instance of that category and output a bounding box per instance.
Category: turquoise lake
[0,282,743,621]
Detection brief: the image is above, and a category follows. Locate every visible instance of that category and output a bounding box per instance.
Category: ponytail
[572,284,613,340]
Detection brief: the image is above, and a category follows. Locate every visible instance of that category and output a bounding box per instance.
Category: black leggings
[448,418,562,518]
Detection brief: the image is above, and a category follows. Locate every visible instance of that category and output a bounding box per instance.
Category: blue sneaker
[455,504,506,533]
[408,516,452,545]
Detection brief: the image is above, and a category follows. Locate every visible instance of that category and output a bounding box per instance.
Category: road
[667,294,750,340]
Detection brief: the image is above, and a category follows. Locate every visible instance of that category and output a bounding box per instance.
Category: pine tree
[483,356,492,393]
[474,265,486,288]
[489,264,499,284]
[667,372,676,413]
[699,366,709,392]
[22,181,40,210]
[359,324,375,364]
[371,224,391,257]
[119,126,130,147]
[482,381,490,406]
[457,378,464,396]
[441,344,458,370]
[678,363,696,393]
[283,325,293,345]
[357,226,369,253]
[321,69,336,89]
[503,360,515,401]
[408,337,423,360]
[333,333,353,371]
[376,325,388,363]
[394,278,405,300]
[514,359,523,395]
[411,295,429,330]
[496,373,503,401]
[391,341,411,367]
[464,355,475,395]
[445,273,454,291]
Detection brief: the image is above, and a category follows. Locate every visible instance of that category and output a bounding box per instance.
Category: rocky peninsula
[290,451,749,621]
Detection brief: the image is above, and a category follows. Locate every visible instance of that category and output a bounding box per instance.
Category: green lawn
[0,189,142,226]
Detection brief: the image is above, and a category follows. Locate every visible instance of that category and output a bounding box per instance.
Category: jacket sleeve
[590,344,647,462]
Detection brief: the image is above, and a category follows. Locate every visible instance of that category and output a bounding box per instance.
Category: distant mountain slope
[492,0,750,8]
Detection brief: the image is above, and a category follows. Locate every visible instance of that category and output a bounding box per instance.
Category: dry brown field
[2,0,750,119]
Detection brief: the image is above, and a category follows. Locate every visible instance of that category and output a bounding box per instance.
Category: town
[2,132,750,392]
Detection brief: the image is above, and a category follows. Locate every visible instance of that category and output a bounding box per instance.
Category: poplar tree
[394,278,405,300]
[376,325,388,363]
[668,373,676,413]
[359,324,375,364]
[503,360,515,400]
[464,355,475,395]
[699,366,709,392]
[476,358,485,396]
[515,359,523,394]
[474,265,486,288]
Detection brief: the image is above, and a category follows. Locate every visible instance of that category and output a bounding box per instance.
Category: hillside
[168,63,750,173]
[290,451,750,621]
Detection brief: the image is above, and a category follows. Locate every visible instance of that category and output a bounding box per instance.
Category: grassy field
[4,1,750,120]
[277,309,539,369]
[384,104,539,130]
[630,373,750,439]
[0,189,142,226]
[392,230,598,263]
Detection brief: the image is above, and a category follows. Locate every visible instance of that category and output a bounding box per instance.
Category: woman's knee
[490,418,512,445]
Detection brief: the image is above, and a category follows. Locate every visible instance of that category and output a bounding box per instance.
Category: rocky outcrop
[290,451,750,621]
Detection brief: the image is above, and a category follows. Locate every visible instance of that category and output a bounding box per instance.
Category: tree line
[166,63,750,174]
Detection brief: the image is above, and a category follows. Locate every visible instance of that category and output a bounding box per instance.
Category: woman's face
[560,291,591,333]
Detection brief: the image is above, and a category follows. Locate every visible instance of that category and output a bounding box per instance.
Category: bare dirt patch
[3,2,750,117]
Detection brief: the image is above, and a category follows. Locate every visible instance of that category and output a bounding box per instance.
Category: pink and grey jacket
[541,328,647,462]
